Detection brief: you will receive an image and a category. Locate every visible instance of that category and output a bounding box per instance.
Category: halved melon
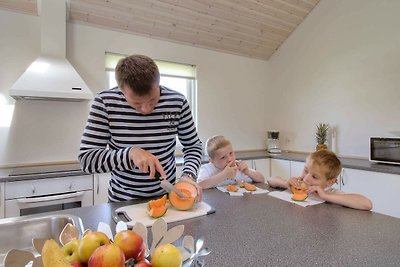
[243,182,257,191]
[149,205,168,218]
[291,192,308,201]
[226,184,238,192]
[169,182,197,211]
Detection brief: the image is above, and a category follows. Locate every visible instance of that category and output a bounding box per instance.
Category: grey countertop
[1,150,400,182]
[54,185,400,266]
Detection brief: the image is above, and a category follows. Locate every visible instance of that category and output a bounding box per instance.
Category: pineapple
[315,123,329,151]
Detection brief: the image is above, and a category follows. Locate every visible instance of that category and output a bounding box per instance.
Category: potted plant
[315,123,329,151]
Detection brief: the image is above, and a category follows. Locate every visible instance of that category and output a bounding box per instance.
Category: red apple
[88,244,125,267]
[78,231,110,263]
[135,259,152,267]
[114,230,145,260]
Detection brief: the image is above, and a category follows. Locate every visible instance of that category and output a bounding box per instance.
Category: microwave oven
[370,137,400,165]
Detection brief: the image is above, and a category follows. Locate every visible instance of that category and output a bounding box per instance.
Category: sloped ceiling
[0,0,320,60]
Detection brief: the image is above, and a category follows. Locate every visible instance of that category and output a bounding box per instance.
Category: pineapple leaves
[316,123,329,144]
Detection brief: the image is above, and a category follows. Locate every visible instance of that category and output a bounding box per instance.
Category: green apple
[61,239,81,263]
[78,231,110,263]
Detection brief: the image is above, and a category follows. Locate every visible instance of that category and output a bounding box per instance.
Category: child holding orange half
[267,150,372,210]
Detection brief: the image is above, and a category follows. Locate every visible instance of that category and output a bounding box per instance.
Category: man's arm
[78,95,132,174]
[177,99,203,180]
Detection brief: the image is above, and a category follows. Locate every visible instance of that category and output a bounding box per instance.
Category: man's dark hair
[115,55,160,95]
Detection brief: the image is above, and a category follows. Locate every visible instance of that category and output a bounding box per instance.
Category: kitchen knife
[155,172,187,198]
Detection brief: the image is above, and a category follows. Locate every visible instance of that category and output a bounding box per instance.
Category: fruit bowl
[2,218,209,267]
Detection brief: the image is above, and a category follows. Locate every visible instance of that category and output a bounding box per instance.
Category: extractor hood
[9,0,93,101]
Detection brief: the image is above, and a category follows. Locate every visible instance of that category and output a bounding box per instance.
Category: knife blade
[155,172,187,198]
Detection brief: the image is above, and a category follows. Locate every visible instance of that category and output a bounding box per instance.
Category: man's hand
[129,147,166,178]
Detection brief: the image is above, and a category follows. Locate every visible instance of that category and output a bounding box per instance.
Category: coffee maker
[267,130,282,154]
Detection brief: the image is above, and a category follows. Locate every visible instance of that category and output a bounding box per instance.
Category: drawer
[5,175,93,200]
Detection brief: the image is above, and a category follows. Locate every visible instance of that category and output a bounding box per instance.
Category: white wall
[268,0,400,157]
[2,0,398,166]
[0,9,269,166]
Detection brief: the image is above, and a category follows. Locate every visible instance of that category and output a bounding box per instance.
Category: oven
[4,174,93,218]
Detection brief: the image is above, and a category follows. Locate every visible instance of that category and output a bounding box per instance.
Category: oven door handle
[17,191,85,204]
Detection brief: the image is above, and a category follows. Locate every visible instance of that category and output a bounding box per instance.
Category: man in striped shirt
[79,55,203,202]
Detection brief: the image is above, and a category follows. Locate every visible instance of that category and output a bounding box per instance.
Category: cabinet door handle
[341,169,345,186]
[17,191,85,204]
[253,160,257,170]
[96,175,100,194]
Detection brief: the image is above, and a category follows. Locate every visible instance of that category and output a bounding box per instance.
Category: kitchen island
[56,185,400,266]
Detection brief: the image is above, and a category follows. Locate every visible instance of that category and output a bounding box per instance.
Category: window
[105,52,197,124]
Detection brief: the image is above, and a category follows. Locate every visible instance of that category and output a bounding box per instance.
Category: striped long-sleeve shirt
[79,86,203,201]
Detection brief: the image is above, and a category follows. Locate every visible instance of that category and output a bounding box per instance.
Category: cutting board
[114,202,215,227]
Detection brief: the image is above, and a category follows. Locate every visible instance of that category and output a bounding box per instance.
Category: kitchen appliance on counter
[370,137,400,165]
[267,130,282,154]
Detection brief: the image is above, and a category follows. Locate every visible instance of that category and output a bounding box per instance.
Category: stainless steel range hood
[9,0,93,101]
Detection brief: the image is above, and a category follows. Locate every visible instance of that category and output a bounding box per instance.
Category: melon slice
[148,195,167,210]
[290,181,307,194]
[243,182,257,191]
[226,184,238,192]
[148,195,168,218]
[291,192,308,201]
[290,181,308,201]
[149,205,168,218]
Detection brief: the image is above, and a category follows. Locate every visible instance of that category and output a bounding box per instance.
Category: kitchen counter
[185,150,400,175]
[55,185,400,266]
[267,151,400,175]
[1,150,400,182]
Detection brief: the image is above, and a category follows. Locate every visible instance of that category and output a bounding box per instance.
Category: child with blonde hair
[267,150,372,210]
[198,135,264,189]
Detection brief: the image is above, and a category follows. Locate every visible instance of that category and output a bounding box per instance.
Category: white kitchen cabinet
[270,159,291,180]
[253,158,270,183]
[93,173,111,205]
[5,175,93,217]
[0,182,4,219]
[290,161,305,177]
[341,168,400,218]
